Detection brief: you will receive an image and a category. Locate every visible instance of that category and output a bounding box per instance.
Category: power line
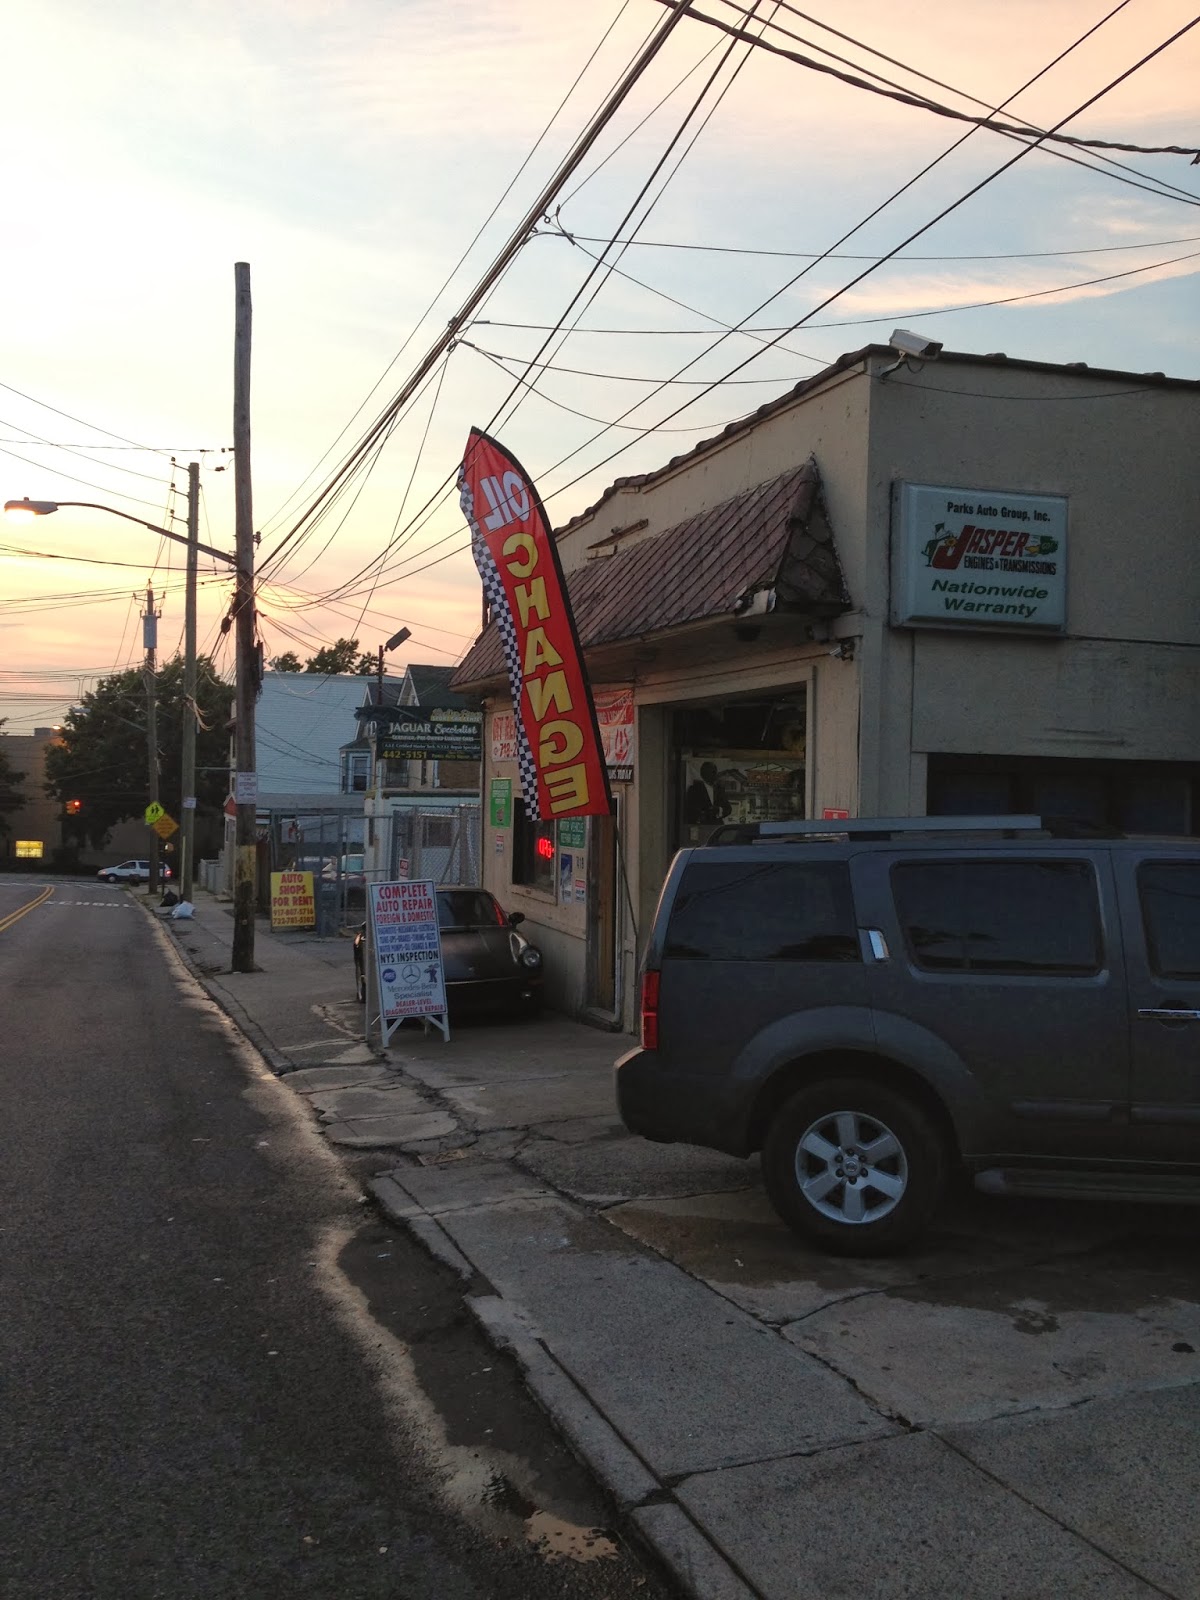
[0,443,186,514]
[528,1,1191,504]
[535,229,1200,263]
[491,0,782,441]
[669,0,1200,155]
[258,1,704,597]
[0,378,209,457]
[255,0,658,550]
[723,0,1200,207]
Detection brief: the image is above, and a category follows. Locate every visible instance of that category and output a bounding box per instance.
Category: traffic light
[65,799,83,815]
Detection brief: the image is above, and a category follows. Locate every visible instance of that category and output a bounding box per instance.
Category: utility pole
[143,583,160,895]
[180,461,200,903]
[232,262,257,973]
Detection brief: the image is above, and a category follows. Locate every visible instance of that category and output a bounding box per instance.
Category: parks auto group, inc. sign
[892,482,1067,634]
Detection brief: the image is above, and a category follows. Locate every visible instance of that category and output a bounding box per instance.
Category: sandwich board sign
[366,879,448,1045]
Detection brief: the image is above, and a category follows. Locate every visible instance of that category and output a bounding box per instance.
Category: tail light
[640,969,660,1050]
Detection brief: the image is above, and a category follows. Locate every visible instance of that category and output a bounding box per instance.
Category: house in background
[218,666,483,911]
[0,727,155,873]
[224,671,399,901]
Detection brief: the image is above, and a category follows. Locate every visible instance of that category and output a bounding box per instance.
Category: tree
[0,720,26,840]
[304,638,365,676]
[269,651,303,673]
[44,655,232,849]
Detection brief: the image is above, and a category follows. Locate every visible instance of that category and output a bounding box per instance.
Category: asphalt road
[0,877,672,1600]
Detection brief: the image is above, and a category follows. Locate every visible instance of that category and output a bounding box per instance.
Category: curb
[368,1178,761,1600]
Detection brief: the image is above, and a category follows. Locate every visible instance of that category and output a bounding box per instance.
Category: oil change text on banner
[460,427,611,822]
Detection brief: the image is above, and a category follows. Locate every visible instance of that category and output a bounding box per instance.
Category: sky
[1,0,1197,732]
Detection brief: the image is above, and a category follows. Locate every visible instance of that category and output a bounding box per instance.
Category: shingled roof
[452,458,849,690]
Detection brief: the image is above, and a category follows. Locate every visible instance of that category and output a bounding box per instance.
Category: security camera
[889,328,942,361]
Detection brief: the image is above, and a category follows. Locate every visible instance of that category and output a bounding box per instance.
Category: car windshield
[436,890,505,929]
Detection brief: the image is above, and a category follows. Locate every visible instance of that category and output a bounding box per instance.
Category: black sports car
[354,886,544,1017]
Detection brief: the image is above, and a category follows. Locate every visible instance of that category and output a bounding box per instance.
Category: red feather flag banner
[459,428,613,822]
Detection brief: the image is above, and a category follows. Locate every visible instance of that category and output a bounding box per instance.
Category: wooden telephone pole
[231,262,257,973]
[179,462,200,902]
[143,583,161,894]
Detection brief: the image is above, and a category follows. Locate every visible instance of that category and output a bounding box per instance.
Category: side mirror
[508,911,525,928]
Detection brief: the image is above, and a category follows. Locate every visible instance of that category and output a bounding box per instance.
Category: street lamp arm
[4,497,237,568]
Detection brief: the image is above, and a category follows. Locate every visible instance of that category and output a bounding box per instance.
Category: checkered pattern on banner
[459,467,543,820]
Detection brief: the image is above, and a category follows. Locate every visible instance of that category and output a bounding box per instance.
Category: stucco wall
[862,359,1200,811]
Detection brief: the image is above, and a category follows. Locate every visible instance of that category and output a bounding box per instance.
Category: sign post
[367,880,449,1046]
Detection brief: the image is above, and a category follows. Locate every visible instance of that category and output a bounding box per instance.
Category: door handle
[1137,1008,1200,1021]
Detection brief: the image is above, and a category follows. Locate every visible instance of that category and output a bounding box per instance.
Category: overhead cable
[257,0,698,575]
[659,0,1200,156]
[525,0,1184,503]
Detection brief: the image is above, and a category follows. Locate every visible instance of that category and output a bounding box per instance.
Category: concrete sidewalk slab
[675,1431,1158,1600]
[437,1073,618,1132]
[387,1184,897,1478]
[789,1255,1200,1428]
[281,1062,394,1092]
[322,1110,459,1147]
[522,1134,756,1207]
[305,1082,433,1120]
[945,1387,1200,1598]
[605,1189,1142,1326]
[378,1159,551,1214]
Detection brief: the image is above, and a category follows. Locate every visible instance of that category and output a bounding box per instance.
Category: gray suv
[616,817,1200,1255]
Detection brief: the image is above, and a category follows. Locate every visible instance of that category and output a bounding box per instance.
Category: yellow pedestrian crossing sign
[144,802,165,825]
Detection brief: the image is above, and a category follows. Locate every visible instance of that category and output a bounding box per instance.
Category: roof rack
[705,815,1121,845]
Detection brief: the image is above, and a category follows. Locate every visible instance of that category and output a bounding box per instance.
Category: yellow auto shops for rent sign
[270,870,316,930]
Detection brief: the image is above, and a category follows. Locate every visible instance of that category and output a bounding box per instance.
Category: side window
[512,798,556,894]
[1138,861,1200,979]
[891,859,1102,974]
[663,861,859,962]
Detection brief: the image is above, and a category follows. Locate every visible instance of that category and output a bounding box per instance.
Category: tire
[102,875,119,885]
[762,1076,946,1257]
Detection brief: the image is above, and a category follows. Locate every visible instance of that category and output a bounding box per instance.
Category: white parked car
[97,859,172,885]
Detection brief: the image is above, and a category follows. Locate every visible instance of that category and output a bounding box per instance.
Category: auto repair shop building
[452,344,1200,1032]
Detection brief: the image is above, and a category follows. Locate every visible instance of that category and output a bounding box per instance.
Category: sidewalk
[156,888,1197,1600]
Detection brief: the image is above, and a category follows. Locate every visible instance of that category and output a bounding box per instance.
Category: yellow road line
[0,884,54,934]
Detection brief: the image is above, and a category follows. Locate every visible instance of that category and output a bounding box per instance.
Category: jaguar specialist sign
[374,706,483,763]
[893,482,1068,633]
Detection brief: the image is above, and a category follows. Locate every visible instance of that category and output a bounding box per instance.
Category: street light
[4,497,235,566]
[3,490,255,967]
[376,626,411,704]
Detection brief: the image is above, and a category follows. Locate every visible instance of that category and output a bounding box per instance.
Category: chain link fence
[267,804,480,932]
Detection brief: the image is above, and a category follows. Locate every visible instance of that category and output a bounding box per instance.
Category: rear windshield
[437,890,503,929]
[664,860,858,962]
[891,859,1102,974]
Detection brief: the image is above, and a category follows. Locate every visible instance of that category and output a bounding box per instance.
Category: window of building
[1138,861,1200,979]
[512,798,556,893]
[891,860,1102,974]
[15,840,43,859]
[671,692,807,848]
[927,753,1198,836]
[343,751,371,793]
[664,861,859,962]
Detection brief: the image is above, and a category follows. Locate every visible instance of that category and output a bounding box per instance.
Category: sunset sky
[2,0,1197,731]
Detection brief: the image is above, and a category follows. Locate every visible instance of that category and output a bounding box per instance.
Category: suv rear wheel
[763,1076,945,1256]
